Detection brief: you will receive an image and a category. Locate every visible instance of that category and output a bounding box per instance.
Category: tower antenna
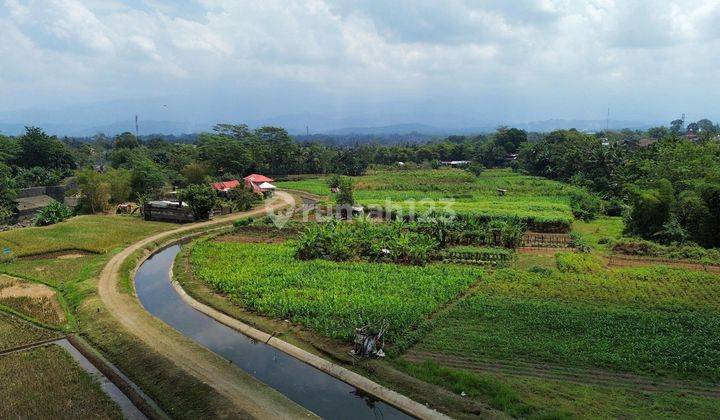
[606,107,610,132]
[135,115,139,139]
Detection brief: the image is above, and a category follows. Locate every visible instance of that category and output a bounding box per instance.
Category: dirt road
[98,192,317,419]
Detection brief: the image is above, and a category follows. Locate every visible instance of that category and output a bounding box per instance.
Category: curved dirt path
[98,192,317,419]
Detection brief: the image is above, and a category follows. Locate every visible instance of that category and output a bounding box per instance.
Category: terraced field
[278,168,575,231]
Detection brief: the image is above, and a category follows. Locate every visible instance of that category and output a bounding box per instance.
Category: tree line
[1,119,719,249]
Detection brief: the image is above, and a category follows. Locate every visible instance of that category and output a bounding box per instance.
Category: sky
[1,0,720,131]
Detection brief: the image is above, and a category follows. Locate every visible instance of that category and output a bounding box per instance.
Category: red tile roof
[211,179,240,191]
[243,174,274,183]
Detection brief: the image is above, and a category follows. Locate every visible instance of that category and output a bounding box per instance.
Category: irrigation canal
[135,245,412,420]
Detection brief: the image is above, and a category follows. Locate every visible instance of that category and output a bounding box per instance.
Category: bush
[34,201,73,226]
[233,217,253,229]
[569,232,591,253]
[228,184,262,211]
[555,252,602,274]
[465,162,485,177]
[294,219,439,265]
[181,184,217,220]
[569,189,604,221]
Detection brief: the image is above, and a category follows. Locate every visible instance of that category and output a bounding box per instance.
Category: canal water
[134,245,412,420]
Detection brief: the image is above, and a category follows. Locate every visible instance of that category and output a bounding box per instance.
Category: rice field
[0,345,122,419]
[277,168,575,230]
[0,312,60,350]
[0,215,172,257]
[189,240,482,342]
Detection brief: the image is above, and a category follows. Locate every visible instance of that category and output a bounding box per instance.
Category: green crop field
[0,215,172,257]
[189,240,482,342]
[410,265,720,382]
[278,168,575,230]
[0,345,122,419]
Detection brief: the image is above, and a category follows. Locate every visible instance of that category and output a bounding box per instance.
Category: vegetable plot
[190,241,481,342]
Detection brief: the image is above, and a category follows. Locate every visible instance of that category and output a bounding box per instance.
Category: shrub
[569,189,604,221]
[233,218,253,229]
[180,184,217,220]
[34,201,73,226]
[465,162,485,177]
[555,252,602,274]
[569,232,591,253]
[228,184,262,211]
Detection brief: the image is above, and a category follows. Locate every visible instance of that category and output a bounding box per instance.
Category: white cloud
[0,0,719,123]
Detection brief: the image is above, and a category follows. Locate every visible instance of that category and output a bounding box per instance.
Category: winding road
[98,192,316,419]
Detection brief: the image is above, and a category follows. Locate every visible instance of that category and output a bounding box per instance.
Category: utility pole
[135,115,139,139]
[306,125,309,136]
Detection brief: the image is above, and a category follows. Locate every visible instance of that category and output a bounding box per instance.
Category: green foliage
[569,189,604,221]
[232,217,253,229]
[465,161,485,177]
[416,293,720,382]
[555,252,602,273]
[0,164,16,223]
[394,359,540,418]
[16,127,74,171]
[34,201,73,226]
[569,232,591,253]
[190,240,480,342]
[335,176,354,205]
[612,238,720,264]
[130,158,167,199]
[227,184,262,211]
[76,169,111,213]
[181,162,210,185]
[181,184,217,220]
[279,168,574,232]
[295,219,439,265]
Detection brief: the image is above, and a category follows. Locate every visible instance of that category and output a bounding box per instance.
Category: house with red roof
[244,174,276,196]
[211,179,241,192]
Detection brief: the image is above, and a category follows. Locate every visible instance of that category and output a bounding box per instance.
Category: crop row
[190,240,482,342]
[414,294,720,382]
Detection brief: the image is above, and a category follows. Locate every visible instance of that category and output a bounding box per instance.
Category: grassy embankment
[0,215,250,419]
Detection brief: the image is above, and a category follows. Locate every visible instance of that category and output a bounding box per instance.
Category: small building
[211,180,241,197]
[143,200,194,223]
[243,174,276,197]
[440,160,471,167]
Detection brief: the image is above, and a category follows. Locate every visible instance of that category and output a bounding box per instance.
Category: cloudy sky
[1,0,719,130]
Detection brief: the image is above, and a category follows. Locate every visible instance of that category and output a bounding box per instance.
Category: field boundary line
[68,334,169,420]
[169,265,452,420]
[0,336,65,356]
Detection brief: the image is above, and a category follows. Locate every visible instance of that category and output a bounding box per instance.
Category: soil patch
[0,281,66,325]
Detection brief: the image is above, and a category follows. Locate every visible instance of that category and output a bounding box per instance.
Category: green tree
[130,158,167,199]
[181,184,217,220]
[17,127,75,170]
[76,169,111,213]
[113,132,140,149]
[181,162,210,185]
